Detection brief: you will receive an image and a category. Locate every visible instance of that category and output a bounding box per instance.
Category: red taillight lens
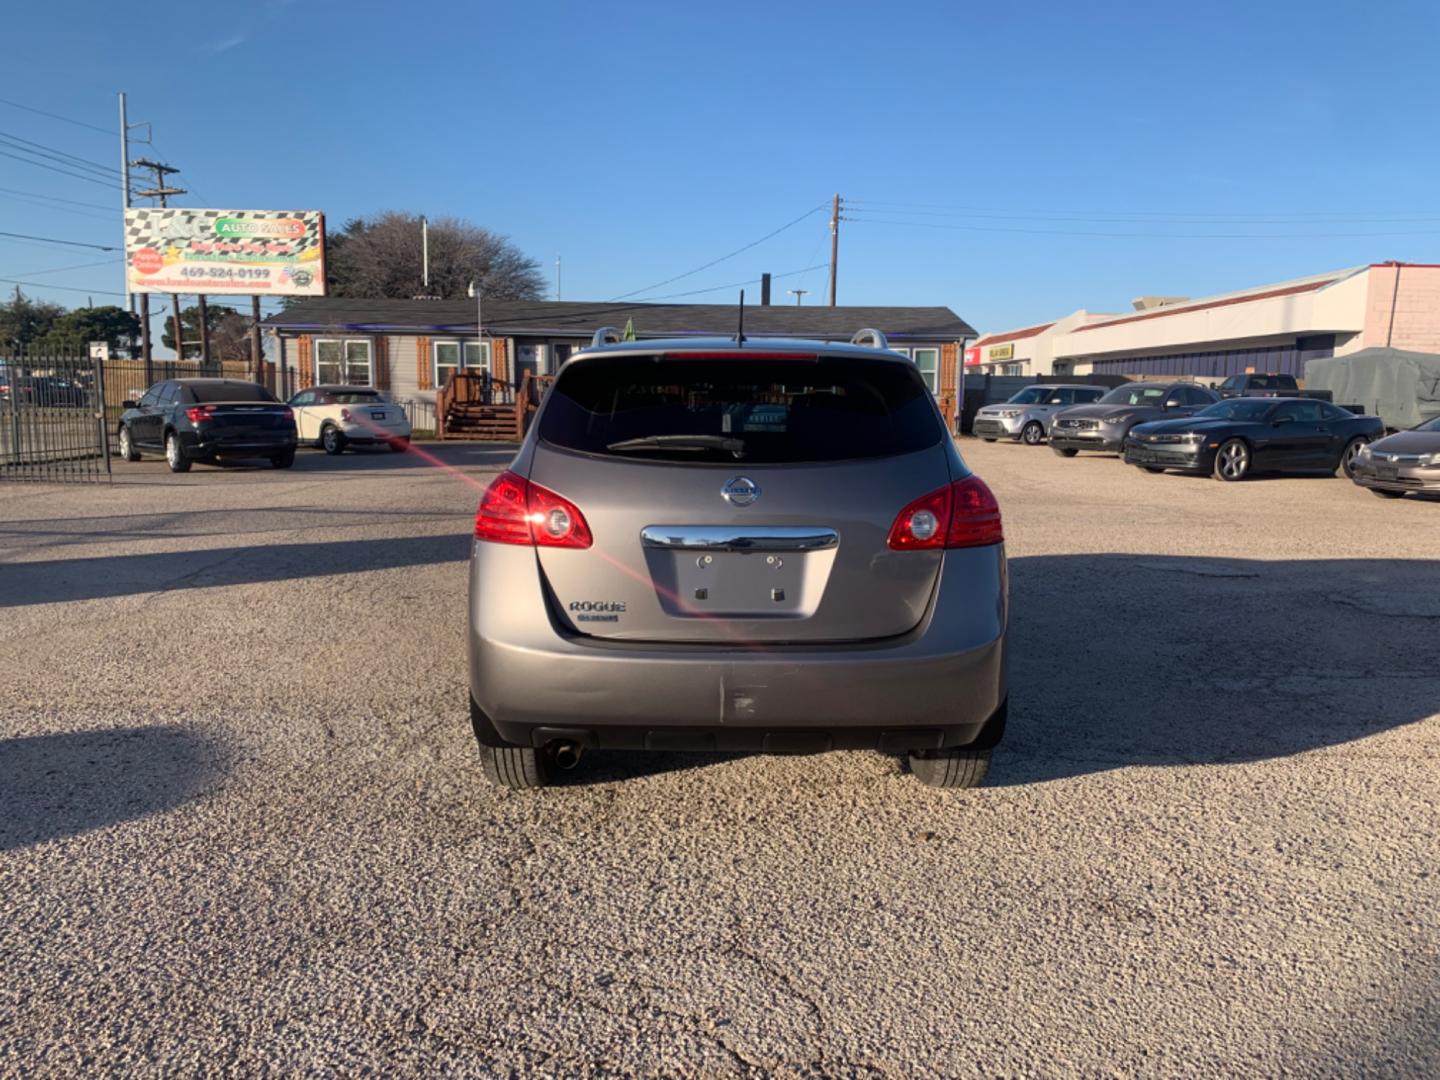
[474,470,592,549]
[887,475,1003,550]
[185,405,216,423]
[281,406,293,419]
[340,408,352,421]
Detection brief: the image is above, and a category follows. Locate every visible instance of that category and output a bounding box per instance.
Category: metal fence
[1,349,111,483]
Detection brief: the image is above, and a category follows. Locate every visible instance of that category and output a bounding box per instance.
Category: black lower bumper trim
[470,694,1008,754]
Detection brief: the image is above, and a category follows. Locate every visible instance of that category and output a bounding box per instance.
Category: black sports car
[1123,398,1384,481]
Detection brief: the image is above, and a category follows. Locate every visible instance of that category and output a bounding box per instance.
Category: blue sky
[4,0,1439,338]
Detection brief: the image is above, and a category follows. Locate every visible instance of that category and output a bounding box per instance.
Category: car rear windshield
[537,353,944,464]
[322,390,385,404]
[186,382,278,404]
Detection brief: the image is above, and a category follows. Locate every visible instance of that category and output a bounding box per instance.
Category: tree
[42,305,142,356]
[0,287,65,348]
[161,304,253,361]
[325,212,545,301]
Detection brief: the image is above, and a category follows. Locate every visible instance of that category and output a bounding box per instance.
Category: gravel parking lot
[2,439,1437,1077]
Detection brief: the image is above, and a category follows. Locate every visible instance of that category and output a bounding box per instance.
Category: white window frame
[433,339,492,388]
[314,338,373,386]
[911,347,940,393]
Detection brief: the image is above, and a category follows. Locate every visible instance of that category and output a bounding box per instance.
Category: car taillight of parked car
[185,405,217,423]
[887,475,1003,550]
[474,470,593,549]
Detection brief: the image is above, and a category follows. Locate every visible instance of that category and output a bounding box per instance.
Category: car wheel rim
[1345,442,1362,471]
[120,430,130,456]
[324,430,335,450]
[1220,443,1246,479]
[1024,425,1041,444]
[166,438,177,466]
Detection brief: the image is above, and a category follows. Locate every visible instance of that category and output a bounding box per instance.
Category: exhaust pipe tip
[551,741,583,770]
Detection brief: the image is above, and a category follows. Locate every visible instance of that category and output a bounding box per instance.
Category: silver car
[1349,416,1440,497]
[972,384,1107,445]
[468,333,1009,790]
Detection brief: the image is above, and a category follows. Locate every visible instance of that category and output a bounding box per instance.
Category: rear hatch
[525,349,953,644]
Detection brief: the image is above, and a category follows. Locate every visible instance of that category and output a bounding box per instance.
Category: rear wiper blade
[606,434,746,454]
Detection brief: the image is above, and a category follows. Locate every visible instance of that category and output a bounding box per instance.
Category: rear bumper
[468,541,1008,749]
[183,431,296,456]
[340,420,411,443]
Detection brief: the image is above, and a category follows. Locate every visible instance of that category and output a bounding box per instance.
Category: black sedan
[117,378,298,472]
[1123,398,1384,481]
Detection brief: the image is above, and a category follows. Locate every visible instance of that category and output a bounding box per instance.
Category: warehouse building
[967,262,1440,380]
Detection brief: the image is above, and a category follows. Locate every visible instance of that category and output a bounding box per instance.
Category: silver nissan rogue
[467,330,1008,790]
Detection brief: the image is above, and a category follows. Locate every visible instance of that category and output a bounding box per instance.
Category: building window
[912,348,939,392]
[434,340,491,388]
[316,339,372,385]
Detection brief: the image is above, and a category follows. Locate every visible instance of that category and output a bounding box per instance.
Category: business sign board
[986,342,1015,362]
[964,345,981,367]
[124,208,326,296]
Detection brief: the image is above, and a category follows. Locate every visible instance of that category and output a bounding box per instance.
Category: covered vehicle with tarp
[1305,347,1440,431]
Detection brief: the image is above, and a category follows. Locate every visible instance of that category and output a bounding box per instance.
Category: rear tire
[164,432,191,473]
[1369,488,1405,499]
[321,424,346,455]
[1021,421,1044,446]
[270,449,295,469]
[480,744,551,790]
[118,425,140,462]
[981,437,997,443]
[1143,466,1166,474]
[1052,446,1078,458]
[389,436,410,453]
[909,748,992,790]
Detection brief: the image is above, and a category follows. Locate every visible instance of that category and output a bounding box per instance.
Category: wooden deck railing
[437,370,556,440]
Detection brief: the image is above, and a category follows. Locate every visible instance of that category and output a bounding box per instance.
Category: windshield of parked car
[539,354,943,463]
[186,382,279,404]
[1194,399,1276,421]
[1006,387,1050,405]
[1415,416,1440,432]
[1099,384,1170,406]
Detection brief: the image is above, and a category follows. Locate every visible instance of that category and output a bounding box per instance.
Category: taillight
[340,408,352,421]
[887,475,1003,550]
[474,470,592,549]
[185,405,216,423]
[281,406,293,419]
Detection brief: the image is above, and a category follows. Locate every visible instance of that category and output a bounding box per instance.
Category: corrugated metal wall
[1090,336,1335,378]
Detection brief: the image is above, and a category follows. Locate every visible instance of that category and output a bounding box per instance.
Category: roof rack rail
[850,328,889,350]
[591,326,623,347]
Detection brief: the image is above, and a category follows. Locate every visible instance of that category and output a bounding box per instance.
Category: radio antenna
[735,289,746,345]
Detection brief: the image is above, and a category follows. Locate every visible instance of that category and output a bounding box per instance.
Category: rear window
[537,353,943,464]
[186,382,278,404]
[325,390,384,404]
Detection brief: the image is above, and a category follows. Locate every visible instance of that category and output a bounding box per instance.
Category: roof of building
[261,297,974,342]
[1074,267,1364,334]
[971,321,1055,349]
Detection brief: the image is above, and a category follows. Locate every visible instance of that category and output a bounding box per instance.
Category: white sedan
[287,385,412,454]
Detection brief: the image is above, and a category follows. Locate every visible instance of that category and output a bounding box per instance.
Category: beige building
[967,262,1440,381]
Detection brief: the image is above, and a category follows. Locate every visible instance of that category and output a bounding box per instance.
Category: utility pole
[250,297,263,385]
[422,216,430,292]
[788,289,808,306]
[828,193,841,307]
[134,159,187,364]
[555,255,562,301]
[118,93,133,315]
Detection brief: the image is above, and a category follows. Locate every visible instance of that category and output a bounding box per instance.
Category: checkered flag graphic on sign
[124,209,322,255]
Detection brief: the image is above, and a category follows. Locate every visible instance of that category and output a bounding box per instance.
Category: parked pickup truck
[1215,373,1332,401]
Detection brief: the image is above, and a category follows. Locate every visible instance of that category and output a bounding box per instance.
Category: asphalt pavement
[1,439,1437,1077]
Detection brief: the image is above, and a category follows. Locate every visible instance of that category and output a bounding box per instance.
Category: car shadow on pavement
[993,554,1440,786]
[0,533,472,607]
[0,726,224,850]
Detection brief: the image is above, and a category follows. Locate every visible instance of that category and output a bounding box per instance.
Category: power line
[0,95,114,136]
[0,185,114,211]
[847,204,1440,226]
[847,199,1440,223]
[634,262,831,302]
[0,147,123,189]
[0,230,119,251]
[12,257,123,279]
[0,276,125,297]
[844,216,1440,240]
[0,130,119,179]
[0,189,114,222]
[608,203,828,301]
